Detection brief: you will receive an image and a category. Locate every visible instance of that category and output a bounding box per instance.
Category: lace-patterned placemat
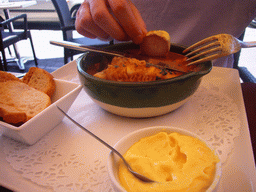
[1,67,242,192]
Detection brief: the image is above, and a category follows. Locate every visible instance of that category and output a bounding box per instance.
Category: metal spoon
[56,106,155,183]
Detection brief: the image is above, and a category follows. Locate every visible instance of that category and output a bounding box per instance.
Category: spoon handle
[57,106,155,183]
[56,106,129,167]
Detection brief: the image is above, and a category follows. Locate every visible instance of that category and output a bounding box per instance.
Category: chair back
[233,31,245,69]
[0,14,37,70]
[0,24,4,70]
[51,0,73,29]
[51,0,75,41]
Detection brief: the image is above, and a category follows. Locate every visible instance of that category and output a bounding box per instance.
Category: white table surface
[0,61,255,192]
[0,1,36,9]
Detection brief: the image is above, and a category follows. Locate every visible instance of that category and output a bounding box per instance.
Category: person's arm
[75,0,147,44]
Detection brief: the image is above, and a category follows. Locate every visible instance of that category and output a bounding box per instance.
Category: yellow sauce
[118,132,220,192]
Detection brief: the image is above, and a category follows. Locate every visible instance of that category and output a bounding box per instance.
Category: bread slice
[22,67,56,97]
[0,103,27,125]
[0,81,51,124]
[0,71,21,82]
[140,30,171,57]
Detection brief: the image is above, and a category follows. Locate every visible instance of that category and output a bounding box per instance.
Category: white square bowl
[0,79,82,145]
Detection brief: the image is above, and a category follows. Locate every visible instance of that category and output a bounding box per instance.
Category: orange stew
[89,50,197,82]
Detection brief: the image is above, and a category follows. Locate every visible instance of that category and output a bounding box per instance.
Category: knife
[50,40,126,57]
[50,40,188,73]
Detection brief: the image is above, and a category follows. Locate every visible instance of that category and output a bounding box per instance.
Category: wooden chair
[51,0,113,64]
[0,14,38,71]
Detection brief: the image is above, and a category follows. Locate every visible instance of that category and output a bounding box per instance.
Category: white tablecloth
[0,61,255,192]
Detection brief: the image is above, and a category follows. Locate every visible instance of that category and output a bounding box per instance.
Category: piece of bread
[0,71,22,82]
[0,81,51,125]
[0,103,27,125]
[140,30,171,57]
[22,67,56,97]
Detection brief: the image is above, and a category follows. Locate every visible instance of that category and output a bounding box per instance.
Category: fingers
[75,1,110,39]
[75,0,147,44]
[129,1,147,31]
[108,0,147,44]
[89,0,130,41]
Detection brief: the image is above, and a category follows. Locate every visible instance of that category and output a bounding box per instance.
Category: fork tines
[183,36,222,65]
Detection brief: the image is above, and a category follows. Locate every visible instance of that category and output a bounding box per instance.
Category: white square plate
[0,79,82,145]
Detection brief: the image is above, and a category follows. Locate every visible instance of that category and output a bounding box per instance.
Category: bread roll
[140,30,171,57]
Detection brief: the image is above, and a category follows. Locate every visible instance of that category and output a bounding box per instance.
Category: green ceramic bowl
[77,42,212,118]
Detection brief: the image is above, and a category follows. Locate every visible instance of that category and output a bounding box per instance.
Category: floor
[4,29,85,60]
[3,27,256,78]
[238,26,256,78]
[3,30,83,72]
[6,30,70,60]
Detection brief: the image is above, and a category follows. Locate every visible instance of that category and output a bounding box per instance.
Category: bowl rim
[77,43,212,86]
[107,126,221,192]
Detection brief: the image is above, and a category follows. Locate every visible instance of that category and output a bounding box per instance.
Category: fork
[183,34,256,66]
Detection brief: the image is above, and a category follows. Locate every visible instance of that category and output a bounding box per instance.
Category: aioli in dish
[119,132,220,192]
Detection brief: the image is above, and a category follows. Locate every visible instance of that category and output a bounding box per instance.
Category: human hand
[75,0,147,44]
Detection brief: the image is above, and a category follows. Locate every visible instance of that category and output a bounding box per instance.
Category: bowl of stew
[77,42,212,118]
